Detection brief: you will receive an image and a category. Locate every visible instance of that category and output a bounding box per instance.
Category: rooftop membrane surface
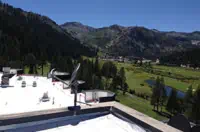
[39,114,146,132]
[0,74,86,115]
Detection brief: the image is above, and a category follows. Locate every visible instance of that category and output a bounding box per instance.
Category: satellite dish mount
[50,63,87,112]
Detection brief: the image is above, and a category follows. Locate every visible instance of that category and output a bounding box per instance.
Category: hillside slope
[61,22,200,58]
[0,2,95,64]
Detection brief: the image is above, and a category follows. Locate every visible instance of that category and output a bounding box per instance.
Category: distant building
[187,64,190,68]
[137,60,141,64]
[10,69,24,74]
[142,60,152,63]
[124,58,130,63]
[156,59,160,65]
[2,67,23,75]
[117,56,124,62]
[181,64,186,68]
[2,67,10,74]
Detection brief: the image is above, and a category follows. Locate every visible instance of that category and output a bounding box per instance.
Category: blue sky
[3,0,200,32]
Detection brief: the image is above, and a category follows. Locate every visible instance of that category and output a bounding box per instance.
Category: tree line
[160,48,200,67]
[74,57,128,94]
[151,77,200,123]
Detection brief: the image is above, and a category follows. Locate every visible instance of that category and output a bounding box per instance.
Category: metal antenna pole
[72,80,81,108]
[50,64,90,113]
[72,84,77,107]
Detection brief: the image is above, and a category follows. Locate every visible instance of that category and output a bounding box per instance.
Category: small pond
[145,80,185,98]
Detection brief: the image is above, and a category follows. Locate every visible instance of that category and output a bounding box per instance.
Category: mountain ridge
[61,22,200,33]
[61,22,200,58]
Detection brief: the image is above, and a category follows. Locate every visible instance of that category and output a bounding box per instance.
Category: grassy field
[116,91,168,121]
[125,70,153,95]
[154,65,200,90]
[114,63,200,120]
[114,62,200,94]
[154,65,200,78]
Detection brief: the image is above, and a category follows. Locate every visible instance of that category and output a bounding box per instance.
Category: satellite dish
[77,80,85,85]
[49,68,56,78]
[69,63,80,85]
[49,64,81,89]
[49,64,89,108]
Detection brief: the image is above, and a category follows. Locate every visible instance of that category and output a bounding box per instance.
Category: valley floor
[115,62,200,95]
[114,62,200,120]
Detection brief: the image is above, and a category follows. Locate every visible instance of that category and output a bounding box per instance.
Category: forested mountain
[0,2,96,66]
[1,0,199,66]
[61,22,200,59]
[61,22,125,49]
[160,48,200,67]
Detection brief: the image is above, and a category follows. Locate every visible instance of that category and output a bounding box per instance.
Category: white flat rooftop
[39,114,146,132]
[0,102,181,132]
[0,74,87,115]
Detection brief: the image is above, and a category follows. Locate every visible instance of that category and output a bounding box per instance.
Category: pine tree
[66,56,74,74]
[39,52,47,76]
[25,53,36,74]
[104,78,110,90]
[119,67,127,95]
[92,75,103,90]
[99,76,104,90]
[81,59,93,89]
[151,77,160,111]
[184,85,193,104]
[56,56,66,72]
[119,67,126,83]
[101,61,118,91]
[191,85,200,123]
[110,75,121,92]
[92,74,98,89]
[184,85,193,111]
[150,76,166,112]
[101,61,110,78]
[94,56,100,76]
[101,61,117,78]
[123,82,129,95]
[160,77,166,112]
[110,62,117,78]
[166,89,178,114]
